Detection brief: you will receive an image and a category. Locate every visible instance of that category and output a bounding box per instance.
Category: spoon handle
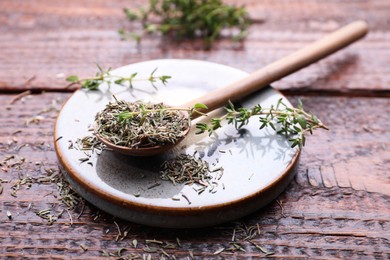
[184,20,368,116]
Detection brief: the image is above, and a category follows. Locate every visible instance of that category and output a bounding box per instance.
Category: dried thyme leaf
[117,247,127,256]
[171,195,180,201]
[176,237,182,247]
[213,247,225,255]
[79,243,88,252]
[143,246,158,253]
[249,241,274,255]
[147,182,161,190]
[146,239,164,245]
[181,193,191,205]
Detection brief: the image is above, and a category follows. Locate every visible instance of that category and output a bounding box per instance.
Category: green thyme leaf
[194,103,208,110]
[66,75,79,83]
[124,8,139,21]
[296,115,307,129]
[195,122,208,134]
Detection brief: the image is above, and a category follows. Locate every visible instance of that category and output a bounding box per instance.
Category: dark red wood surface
[0,0,389,258]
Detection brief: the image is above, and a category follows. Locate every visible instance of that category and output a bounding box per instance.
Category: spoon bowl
[96,21,368,156]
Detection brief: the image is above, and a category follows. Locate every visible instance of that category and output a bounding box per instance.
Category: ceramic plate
[54,59,300,228]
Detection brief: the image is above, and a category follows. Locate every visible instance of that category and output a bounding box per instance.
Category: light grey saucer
[54,59,299,228]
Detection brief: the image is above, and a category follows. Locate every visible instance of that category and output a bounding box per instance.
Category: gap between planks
[0,87,389,98]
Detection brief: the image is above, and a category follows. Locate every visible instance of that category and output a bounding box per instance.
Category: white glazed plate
[54,59,300,228]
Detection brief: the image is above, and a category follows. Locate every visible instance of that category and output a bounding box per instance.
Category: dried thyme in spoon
[95,98,190,148]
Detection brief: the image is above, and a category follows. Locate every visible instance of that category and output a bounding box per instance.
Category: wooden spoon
[96,20,368,156]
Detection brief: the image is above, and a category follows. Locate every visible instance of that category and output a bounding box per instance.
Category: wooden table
[1,0,389,258]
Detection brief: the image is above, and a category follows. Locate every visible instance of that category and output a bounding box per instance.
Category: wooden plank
[0,92,389,258]
[0,0,389,95]
[1,0,390,32]
[294,96,390,196]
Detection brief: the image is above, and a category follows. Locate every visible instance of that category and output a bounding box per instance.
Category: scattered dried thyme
[75,135,105,153]
[35,208,59,225]
[95,98,189,148]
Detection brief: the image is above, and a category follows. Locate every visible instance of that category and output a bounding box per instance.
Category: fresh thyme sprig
[66,65,171,90]
[121,0,251,47]
[195,99,328,148]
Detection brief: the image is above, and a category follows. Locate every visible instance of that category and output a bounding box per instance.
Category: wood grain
[0,0,389,96]
[0,93,389,258]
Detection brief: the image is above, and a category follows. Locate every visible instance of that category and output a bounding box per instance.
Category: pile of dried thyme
[160,154,223,188]
[95,98,189,148]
